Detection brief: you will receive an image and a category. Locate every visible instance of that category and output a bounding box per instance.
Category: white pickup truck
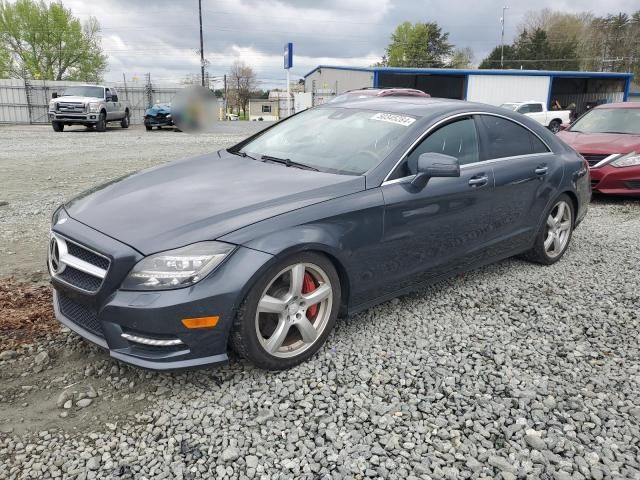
[500,101,571,133]
[48,85,130,132]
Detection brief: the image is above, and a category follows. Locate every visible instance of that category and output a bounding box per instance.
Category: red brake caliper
[302,272,319,319]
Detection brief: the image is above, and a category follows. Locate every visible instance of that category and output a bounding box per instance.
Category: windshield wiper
[261,155,320,172]
[228,149,259,161]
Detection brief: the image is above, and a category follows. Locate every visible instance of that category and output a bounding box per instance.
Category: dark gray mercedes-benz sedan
[48,97,590,370]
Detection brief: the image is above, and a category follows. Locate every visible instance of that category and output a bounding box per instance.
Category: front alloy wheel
[231,252,340,370]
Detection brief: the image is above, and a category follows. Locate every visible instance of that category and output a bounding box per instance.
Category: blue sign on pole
[284,43,293,70]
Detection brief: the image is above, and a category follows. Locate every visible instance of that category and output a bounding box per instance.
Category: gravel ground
[0,122,269,280]
[0,198,638,479]
[0,125,639,479]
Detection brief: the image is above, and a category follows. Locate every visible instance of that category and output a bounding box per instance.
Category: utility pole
[198,0,205,87]
[500,6,509,69]
[122,72,129,101]
[223,74,227,120]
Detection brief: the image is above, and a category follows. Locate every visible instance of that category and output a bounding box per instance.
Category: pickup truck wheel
[145,125,152,131]
[548,120,561,134]
[96,112,107,132]
[120,111,130,129]
[51,121,64,132]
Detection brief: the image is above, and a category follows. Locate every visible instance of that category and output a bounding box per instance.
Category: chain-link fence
[0,78,181,125]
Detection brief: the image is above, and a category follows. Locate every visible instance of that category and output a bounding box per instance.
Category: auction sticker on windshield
[370,112,416,127]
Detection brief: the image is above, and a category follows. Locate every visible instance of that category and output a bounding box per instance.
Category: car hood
[56,95,100,103]
[65,151,366,255]
[557,131,640,154]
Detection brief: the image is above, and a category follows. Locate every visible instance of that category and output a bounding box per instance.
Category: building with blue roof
[304,65,634,114]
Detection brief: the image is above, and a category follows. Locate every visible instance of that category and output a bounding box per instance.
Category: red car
[557,102,640,197]
[329,88,430,103]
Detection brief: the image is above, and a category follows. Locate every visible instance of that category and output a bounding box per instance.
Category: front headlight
[121,241,235,290]
[611,152,640,168]
[88,102,100,112]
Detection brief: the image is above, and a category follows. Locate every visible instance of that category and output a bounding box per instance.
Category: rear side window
[527,103,543,113]
[478,115,549,159]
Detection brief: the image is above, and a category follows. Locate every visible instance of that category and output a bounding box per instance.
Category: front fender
[220,189,385,309]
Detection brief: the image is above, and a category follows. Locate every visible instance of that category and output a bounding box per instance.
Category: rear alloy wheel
[121,111,130,128]
[231,252,340,370]
[96,111,107,132]
[549,120,561,133]
[522,194,574,265]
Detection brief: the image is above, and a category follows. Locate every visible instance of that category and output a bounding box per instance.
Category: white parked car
[500,101,571,133]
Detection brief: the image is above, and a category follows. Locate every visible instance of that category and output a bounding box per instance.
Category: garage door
[466,75,550,106]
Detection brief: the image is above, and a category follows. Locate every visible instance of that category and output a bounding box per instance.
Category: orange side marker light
[182,316,219,329]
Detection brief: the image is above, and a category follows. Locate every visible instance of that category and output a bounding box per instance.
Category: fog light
[182,316,219,329]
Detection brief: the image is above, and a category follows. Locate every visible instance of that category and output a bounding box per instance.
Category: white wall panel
[466,75,550,106]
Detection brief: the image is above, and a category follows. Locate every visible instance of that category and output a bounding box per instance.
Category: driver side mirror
[51,92,58,99]
[105,95,113,102]
[411,152,460,190]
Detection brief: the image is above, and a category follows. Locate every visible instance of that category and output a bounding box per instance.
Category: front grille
[49,235,110,293]
[66,242,110,270]
[58,293,103,338]
[58,267,103,291]
[582,153,609,167]
[57,102,86,113]
[624,180,640,189]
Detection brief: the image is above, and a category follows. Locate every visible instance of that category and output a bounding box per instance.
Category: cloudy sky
[58,0,638,88]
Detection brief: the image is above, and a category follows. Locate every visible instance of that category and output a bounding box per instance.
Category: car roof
[318,96,498,116]
[594,102,640,110]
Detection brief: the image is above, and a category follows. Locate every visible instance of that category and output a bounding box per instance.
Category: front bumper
[144,116,173,127]
[50,213,274,370]
[590,164,640,197]
[49,112,100,124]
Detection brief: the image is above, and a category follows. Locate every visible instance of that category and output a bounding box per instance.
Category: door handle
[468,175,488,187]
[535,166,549,175]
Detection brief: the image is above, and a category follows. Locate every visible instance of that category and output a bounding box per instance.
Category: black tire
[96,111,107,132]
[52,121,64,132]
[549,120,561,134]
[85,124,94,131]
[120,110,130,128]
[145,125,152,131]
[521,194,574,265]
[230,252,341,370]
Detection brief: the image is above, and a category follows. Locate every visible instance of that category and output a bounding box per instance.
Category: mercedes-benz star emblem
[49,235,65,275]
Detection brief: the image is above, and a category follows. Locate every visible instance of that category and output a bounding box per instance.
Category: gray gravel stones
[76,398,93,408]
[0,350,17,361]
[1,143,639,479]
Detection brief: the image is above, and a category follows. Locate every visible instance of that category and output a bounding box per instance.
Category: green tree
[382,21,454,68]
[478,44,518,69]
[448,47,474,69]
[0,0,107,81]
[0,44,10,76]
[479,28,579,71]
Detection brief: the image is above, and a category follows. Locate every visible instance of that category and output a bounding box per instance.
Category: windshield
[570,108,640,134]
[237,107,417,175]
[61,86,104,98]
[500,103,519,111]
